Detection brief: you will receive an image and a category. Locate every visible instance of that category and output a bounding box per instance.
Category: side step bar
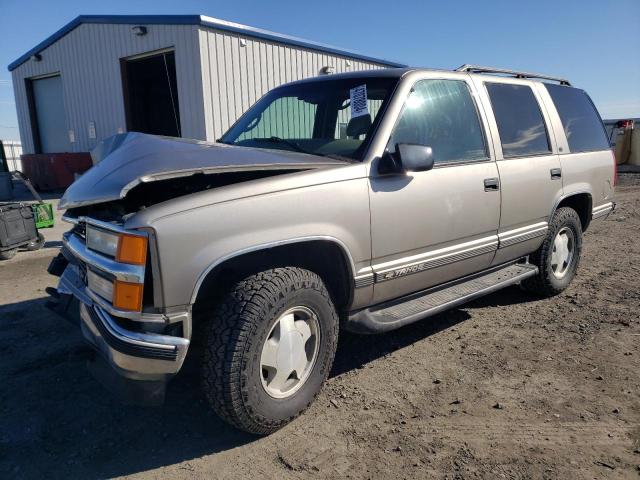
[346,263,538,334]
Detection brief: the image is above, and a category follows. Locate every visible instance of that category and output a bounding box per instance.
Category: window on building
[544,84,609,152]
[485,83,551,157]
[388,79,487,164]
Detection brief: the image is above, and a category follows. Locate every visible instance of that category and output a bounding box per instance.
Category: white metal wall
[11,23,205,154]
[197,27,387,141]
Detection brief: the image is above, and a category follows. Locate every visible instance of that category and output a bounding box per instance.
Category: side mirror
[379,143,434,174]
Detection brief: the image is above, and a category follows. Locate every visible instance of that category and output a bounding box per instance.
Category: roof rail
[455,64,571,86]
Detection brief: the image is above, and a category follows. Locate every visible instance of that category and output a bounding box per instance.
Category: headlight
[86,226,148,265]
[86,226,119,257]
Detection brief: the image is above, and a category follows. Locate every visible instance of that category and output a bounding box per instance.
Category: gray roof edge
[8,14,407,71]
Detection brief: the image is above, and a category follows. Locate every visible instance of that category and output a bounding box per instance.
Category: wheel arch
[190,237,356,310]
[551,191,593,232]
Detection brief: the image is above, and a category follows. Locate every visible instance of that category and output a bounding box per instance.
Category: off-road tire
[202,267,339,435]
[0,248,17,260]
[522,207,583,297]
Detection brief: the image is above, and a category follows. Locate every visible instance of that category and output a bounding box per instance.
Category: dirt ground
[1,175,639,480]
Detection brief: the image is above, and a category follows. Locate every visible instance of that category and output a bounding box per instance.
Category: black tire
[522,207,583,297]
[202,267,339,434]
[26,233,45,251]
[0,248,17,260]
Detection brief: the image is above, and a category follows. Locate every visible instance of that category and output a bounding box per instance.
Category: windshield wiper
[264,136,312,155]
[265,137,352,162]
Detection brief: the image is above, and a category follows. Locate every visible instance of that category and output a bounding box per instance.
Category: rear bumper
[592,201,615,220]
[58,260,190,381]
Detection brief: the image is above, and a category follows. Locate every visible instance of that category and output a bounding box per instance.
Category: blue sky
[0,0,639,141]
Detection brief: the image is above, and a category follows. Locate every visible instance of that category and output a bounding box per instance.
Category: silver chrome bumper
[592,201,615,220]
[79,303,189,380]
[58,233,190,381]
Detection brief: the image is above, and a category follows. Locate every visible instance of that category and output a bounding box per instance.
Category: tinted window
[545,84,609,152]
[388,79,487,164]
[485,83,551,157]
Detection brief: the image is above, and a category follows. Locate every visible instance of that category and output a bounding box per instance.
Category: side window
[485,83,551,157]
[388,79,487,164]
[544,84,609,153]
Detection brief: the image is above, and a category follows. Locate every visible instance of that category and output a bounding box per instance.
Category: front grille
[72,222,86,241]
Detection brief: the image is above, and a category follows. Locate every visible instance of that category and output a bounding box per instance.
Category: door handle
[550,168,562,180]
[484,177,500,191]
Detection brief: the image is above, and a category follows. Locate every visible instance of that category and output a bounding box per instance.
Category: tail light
[612,149,618,187]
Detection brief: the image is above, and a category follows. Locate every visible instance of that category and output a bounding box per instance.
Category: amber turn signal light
[113,280,144,311]
[116,234,148,265]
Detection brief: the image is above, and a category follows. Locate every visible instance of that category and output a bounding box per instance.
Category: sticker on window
[350,85,369,118]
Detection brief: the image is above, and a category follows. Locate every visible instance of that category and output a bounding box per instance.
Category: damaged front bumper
[57,262,189,381]
[53,224,191,383]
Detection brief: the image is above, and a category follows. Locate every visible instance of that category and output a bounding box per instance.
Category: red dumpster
[20,152,93,191]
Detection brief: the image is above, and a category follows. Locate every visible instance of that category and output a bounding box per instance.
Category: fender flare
[189,235,358,305]
[549,189,593,228]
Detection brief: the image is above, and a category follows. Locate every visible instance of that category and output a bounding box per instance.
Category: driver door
[369,76,501,304]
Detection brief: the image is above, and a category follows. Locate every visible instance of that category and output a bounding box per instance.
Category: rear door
[540,84,615,216]
[368,73,501,304]
[471,77,564,265]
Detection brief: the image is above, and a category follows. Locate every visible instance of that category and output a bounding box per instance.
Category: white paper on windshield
[350,84,369,118]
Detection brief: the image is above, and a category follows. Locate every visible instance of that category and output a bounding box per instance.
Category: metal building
[9,15,404,155]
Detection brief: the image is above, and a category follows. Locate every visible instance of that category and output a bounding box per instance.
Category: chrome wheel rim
[550,227,575,279]
[260,306,320,399]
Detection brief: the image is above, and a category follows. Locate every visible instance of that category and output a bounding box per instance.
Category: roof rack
[455,64,571,86]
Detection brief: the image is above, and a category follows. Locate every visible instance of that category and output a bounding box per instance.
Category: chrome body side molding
[498,222,549,248]
[354,273,375,288]
[371,237,498,283]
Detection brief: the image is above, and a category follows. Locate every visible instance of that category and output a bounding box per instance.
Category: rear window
[544,84,610,153]
[485,83,551,158]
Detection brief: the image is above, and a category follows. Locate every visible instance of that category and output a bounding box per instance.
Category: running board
[346,263,538,334]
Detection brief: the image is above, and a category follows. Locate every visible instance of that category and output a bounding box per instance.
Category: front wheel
[522,207,583,297]
[201,267,339,434]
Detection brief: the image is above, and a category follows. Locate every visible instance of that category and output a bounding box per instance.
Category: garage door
[31,75,68,153]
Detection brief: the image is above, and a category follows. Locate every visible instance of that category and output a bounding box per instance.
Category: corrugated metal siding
[198,27,387,141]
[12,23,205,154]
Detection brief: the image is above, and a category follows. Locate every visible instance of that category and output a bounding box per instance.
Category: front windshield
[220,76,398,160]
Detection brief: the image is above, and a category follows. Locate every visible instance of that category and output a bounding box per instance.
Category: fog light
[113,280,143,311]
[87,269,114,301]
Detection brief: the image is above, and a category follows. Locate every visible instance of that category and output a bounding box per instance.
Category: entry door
[473,79,564,266]
[122,50,181,137]
[30,75,68,153]
[369,78,501,304]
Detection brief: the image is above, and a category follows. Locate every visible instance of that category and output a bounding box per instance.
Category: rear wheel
[201,267,339,434]
[522,207,583,296]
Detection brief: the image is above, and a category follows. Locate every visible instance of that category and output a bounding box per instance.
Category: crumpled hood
[59,132,344,209]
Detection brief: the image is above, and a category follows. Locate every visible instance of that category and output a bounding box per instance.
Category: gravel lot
[1,175,639,479]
